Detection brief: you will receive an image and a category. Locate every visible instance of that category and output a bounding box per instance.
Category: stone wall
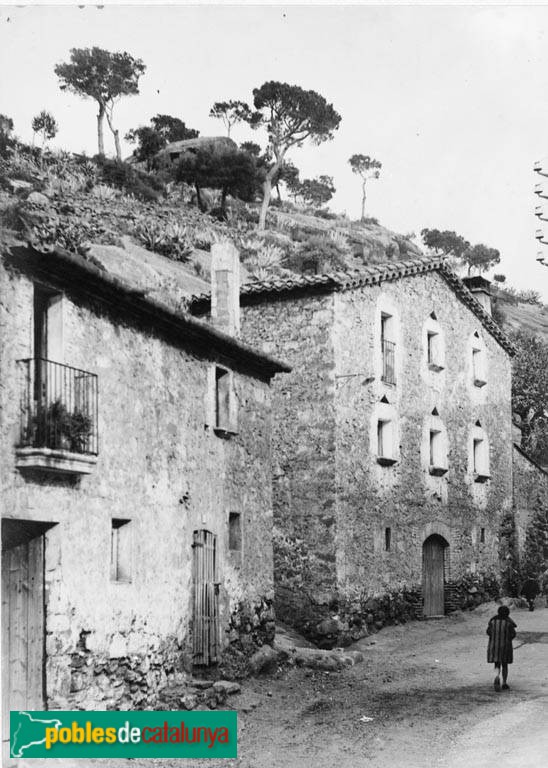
[242,292,338,621]
[0,252,276,708]
[333,272,513,594]
[242,271,513,643]
[512,444,548,577]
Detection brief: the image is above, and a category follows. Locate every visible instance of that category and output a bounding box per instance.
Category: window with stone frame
[472,332,487,387]
[425,312,444,372]
[214,366,238,435]
[380,312,396,385]
[228,512,242,563]
[111,519,132,582]
[472,424,490,482]
[377,418,396,465]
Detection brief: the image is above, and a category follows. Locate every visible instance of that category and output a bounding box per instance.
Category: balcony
[16,358,98,475]
[381,339,396,385]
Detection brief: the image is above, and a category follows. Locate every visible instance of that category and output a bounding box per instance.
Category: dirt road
[19,604,548,768]
[211,604,548,768]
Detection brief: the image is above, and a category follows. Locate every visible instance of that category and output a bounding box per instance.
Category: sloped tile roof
[190,256,516,356]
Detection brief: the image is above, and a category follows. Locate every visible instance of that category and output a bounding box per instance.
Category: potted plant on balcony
[31,399,93,453]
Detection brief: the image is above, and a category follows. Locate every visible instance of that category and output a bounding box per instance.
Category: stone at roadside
[27,191,50,207]
[180,693,198,710]
[249,644,278,675]
[190,679,215,689]
[213,680,241,696]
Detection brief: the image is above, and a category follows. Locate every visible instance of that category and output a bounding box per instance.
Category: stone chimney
[211,241,240,336]
[462,275,492,315]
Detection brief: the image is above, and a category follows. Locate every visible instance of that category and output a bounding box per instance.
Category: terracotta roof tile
[191,256,515,355]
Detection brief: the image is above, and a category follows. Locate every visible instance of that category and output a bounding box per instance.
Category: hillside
[498,298,548,344]
[0,144,421,290]
[1,144,546,346]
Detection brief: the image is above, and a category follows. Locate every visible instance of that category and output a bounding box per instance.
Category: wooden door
[192,530,219,666]
[423,535,445,617]
[2,532,45,760]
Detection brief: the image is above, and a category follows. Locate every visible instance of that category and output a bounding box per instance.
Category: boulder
[212,680,241,696]
[27,191,50,207]
[8,179,33,194]
[249,644,278,675]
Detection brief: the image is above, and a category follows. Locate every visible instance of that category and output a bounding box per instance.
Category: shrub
[94,157,165,202]
[314,208,338,220]
[286,235,349,275]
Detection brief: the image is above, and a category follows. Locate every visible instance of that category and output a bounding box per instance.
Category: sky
[1,4,548,299]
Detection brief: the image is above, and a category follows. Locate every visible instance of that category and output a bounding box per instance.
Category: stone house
[512,440,548,573]
[192,257,517,641]
[0,238,289,731]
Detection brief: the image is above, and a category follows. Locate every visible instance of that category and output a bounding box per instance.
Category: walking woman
[487,605,517,691]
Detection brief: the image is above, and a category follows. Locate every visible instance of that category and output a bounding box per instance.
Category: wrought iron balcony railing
[17,358,98,456]
[381,339,396,385]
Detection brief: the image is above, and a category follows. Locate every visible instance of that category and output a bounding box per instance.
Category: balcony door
[34,287,63,414]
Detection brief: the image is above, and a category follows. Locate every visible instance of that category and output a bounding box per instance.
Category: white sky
[1,4,548,299]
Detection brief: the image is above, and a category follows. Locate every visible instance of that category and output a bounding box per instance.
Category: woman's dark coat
[487,615,517,664]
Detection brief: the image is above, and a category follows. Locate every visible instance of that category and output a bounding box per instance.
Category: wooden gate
[2,524,45,762]
[423,534,447,617]
[192,530,219,666]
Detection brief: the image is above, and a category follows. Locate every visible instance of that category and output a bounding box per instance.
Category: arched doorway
[422,534,448,617]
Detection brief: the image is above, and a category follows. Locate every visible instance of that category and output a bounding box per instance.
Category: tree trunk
[113,129,122,162]
[103,105,122,161]
[258,177,272,231]
[97,105,105,156]
[275,182,281,202]
[220,187,228,218]
[195,183,205,212]
[361,179,367,221]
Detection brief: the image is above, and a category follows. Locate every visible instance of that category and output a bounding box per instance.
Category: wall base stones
[276,574,500,649]
[219,595,276,679]
[51,633,188,710]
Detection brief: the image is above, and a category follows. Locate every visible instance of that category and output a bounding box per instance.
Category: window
[214,366,237,434]
[472,333,487,387]
[427,331,444,371]
[377,419,396,465]
[472,433,490,482]
[430,429,440,465]
[427,414,448,476]
[228,512,242,553]
[385,527,392,551]
[381,313,396,385]
[480,527,486,544]
[111,519,132,582]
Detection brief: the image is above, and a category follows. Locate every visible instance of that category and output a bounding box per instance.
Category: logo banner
[10,710,237,759]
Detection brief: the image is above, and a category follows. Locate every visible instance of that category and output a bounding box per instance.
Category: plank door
[192,530,219,666]
[423,535,445,617]
[2,534,45,759]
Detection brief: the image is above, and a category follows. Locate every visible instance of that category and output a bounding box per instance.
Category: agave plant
[91,183,118,201]
[245,243,285,280]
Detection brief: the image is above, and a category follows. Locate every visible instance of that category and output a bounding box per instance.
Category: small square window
[111,519,132,582]
[385,527,391,551]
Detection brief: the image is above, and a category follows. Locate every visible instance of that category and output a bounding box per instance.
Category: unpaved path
[18,605,548,768]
